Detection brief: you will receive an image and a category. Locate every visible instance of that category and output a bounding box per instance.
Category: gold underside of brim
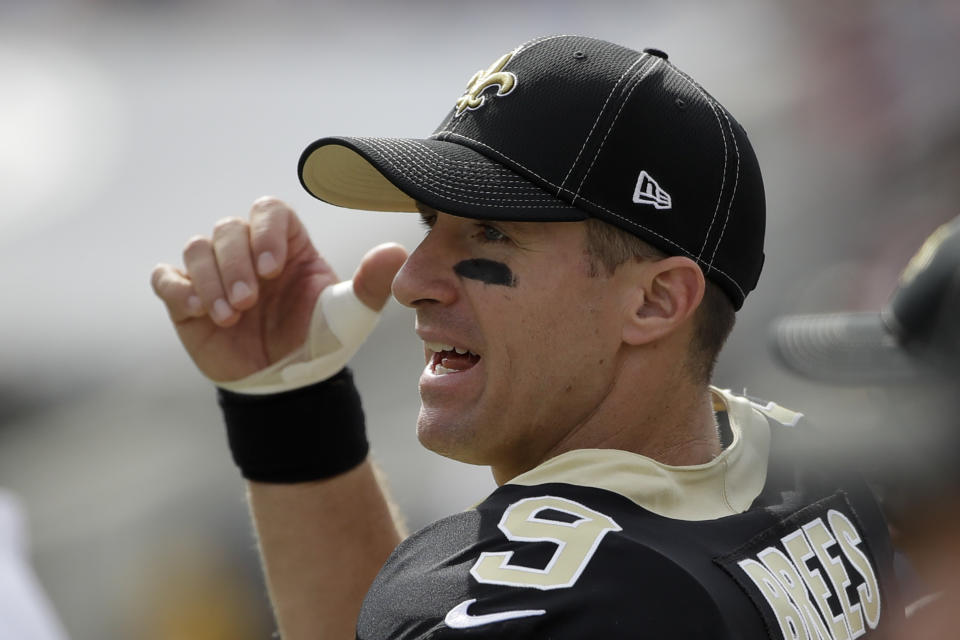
[301,144,418,213]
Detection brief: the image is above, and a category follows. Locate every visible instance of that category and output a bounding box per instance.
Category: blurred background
[1,0,958,637]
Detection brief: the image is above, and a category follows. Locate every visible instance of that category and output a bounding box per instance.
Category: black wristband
[217,368,368,483]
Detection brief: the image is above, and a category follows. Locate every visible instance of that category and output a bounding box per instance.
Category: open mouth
[425,341,481,375]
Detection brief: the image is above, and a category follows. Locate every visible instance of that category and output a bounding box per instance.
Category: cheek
[501,289,610,382]
[474,258,615,376]
[535,286,622,388]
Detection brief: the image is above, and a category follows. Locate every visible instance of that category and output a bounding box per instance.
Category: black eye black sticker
[454,259,517,287]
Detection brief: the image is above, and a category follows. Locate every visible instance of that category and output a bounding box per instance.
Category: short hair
[582,217,736,385]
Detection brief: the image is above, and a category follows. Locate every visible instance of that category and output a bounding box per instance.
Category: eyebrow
[415,201,528,235]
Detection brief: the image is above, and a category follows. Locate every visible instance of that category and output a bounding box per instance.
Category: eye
[477,224,509,244]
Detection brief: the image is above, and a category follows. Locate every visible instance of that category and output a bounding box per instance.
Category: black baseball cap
[298,35,765,309]
[772,215,960,383]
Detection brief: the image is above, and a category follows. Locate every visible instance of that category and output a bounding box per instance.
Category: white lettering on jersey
[829,510,881,630]
[737,511,881,639]
[738,559,809,640]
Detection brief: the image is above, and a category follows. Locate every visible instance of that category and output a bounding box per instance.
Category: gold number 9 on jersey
[470,496,622,590]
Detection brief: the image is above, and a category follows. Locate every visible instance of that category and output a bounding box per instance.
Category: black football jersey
[357,389,901,639]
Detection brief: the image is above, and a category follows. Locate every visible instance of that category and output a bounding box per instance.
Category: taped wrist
[218,368,368,483]
[214,280,382,395]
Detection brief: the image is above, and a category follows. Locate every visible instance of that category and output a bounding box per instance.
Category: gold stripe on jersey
[506,388,775,521]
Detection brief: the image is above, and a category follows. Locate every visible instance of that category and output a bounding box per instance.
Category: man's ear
[621,257,705,346]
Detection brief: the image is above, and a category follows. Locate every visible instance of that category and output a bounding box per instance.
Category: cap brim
[770,311,923,384]
[298,136,585,222]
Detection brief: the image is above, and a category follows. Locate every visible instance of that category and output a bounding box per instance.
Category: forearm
[248,460,403,640]
[153,201,410,638]
[219,370,403,638]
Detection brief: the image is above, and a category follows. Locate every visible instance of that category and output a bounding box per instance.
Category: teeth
[424,341,476,356]
[435,365,458,375]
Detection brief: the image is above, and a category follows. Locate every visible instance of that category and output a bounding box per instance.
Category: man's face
[392,210,631,481]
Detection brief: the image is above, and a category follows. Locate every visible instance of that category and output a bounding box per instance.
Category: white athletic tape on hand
[215,280,381,395]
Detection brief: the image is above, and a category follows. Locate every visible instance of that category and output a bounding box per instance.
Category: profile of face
[391,210,636,481]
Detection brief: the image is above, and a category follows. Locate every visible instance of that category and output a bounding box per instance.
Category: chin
[415,408,491,466]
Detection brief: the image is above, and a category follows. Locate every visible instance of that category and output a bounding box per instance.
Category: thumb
[352,243,408,311]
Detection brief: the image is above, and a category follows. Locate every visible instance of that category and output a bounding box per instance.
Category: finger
[353,243,409,311]
[212,216,258,311]
[182,235,239,327]
[249,196,301,279]
[151,263,204,323]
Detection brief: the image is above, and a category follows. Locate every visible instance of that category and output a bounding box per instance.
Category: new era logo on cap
[632,170,671,210]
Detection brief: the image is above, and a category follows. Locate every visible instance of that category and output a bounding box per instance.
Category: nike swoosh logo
[444,598,546,629]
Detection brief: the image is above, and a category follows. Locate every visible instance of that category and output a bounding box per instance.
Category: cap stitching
[435,111,458,140]
[421,130,745,296]
[572,57,659,203]
[362,149,562,201]
[428,131,567,195]
[358,140,555,193]
[370,162,562,201]
[359,138,576,208]
[557,53,647,194]
[358,150,532,185]
[580,198,747,298]
[360,138,509,167]
[706,109,741,270]
[515,34,577,54]
[667,66,730,267]
[447,103,465,137]
[360,138,536,175]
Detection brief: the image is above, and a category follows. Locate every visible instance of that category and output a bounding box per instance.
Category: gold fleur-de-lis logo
[454,50,518,117]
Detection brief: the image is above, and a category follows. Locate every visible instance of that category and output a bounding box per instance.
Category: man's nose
[392,234,458,309]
